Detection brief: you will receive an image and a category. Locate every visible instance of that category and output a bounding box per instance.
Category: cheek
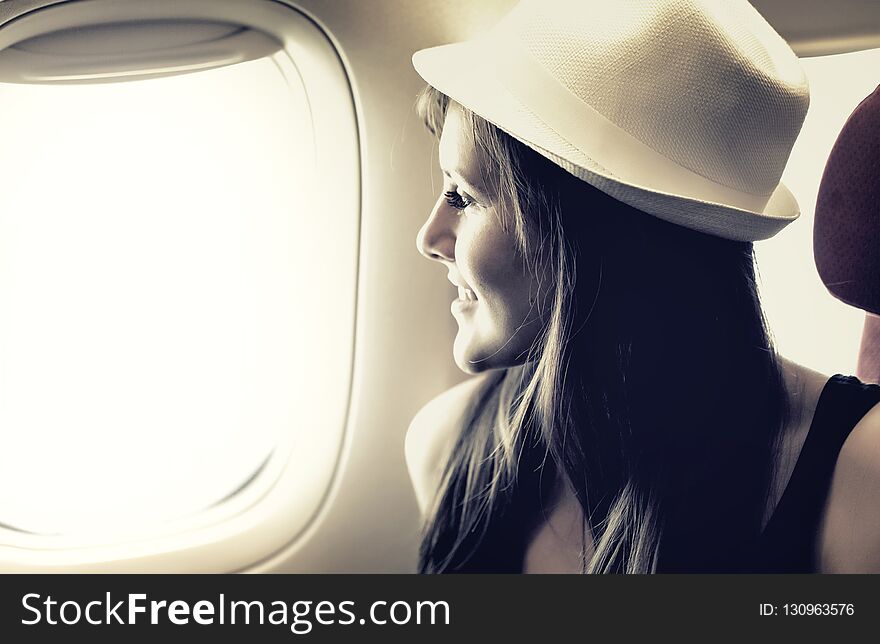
[461,224,534,322]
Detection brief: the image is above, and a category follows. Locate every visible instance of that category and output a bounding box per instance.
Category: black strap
[747,375,880,572]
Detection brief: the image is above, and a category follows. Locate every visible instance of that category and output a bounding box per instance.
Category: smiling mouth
[452,286,477,316]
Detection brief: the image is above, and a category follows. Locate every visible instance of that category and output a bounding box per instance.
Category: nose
[416,197,456,263]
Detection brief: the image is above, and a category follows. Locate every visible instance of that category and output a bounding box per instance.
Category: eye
[444,189,473,211]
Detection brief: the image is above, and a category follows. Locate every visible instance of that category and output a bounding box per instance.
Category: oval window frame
[0,0,360,572]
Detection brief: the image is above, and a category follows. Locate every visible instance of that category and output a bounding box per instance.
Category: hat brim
[413,41,799,242]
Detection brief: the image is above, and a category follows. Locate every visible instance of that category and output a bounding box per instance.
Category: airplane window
[755,46,880,376]
[0,50,355,541]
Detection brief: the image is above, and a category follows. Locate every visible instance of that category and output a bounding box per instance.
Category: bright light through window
[755,47,880,377]
[0,55,320,537]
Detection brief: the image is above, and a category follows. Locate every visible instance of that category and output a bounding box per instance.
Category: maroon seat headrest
[814,84,880,316]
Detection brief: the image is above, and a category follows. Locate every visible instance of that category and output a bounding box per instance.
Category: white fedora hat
[412,0,810,242]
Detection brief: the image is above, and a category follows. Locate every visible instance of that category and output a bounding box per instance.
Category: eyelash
[444,190,473,211]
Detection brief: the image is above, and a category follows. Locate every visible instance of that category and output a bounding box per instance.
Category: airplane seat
[814,84,880,384]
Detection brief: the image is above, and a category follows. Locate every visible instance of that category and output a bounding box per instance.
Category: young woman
[405,0,880,573]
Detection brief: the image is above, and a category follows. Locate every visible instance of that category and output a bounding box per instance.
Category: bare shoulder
[818,385,880,572]
[778,356,830,422]
[405,372,497,517]
[765,358,830,520]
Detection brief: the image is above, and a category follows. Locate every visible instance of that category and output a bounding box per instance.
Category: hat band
[489,40,774,213]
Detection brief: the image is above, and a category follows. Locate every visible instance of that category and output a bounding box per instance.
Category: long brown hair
[415,86,790,573]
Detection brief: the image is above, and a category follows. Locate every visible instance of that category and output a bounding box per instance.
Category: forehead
[438,105,474,169]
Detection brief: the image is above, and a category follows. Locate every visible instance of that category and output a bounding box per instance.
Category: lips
[448,272,478,302]
[449,274,478,316]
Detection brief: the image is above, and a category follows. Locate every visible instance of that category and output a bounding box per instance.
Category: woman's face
[416,104,543,373]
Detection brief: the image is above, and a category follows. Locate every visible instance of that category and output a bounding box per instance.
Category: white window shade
[0,18,282,83]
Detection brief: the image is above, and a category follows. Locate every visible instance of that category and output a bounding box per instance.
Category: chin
[453,348,486,374]
[452,319,540,374]
[455,359,489,375]
[452,336,491,374]
[452,336,518,374]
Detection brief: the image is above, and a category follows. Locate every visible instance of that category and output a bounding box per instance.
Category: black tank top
[743,374,880,573]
